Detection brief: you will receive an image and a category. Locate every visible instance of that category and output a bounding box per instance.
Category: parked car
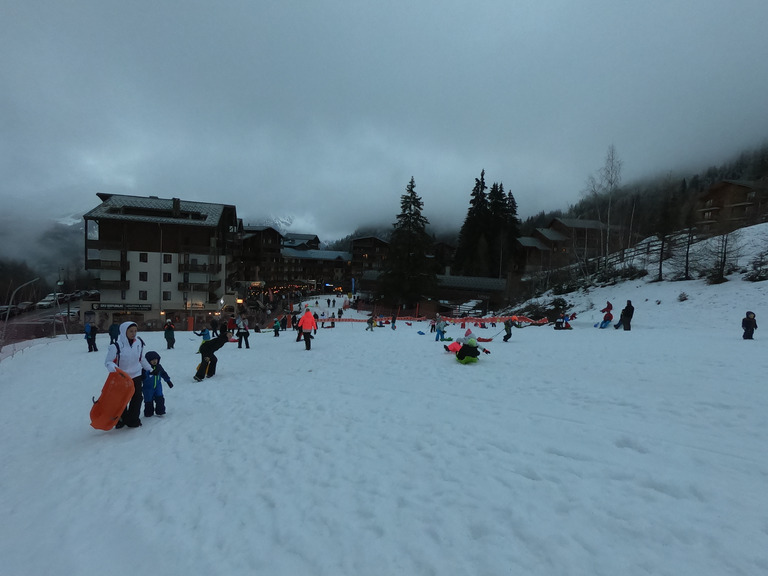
[16,302,34,313]
[36,293,64,309]
[0,305,18,318]
[54,308,80,323]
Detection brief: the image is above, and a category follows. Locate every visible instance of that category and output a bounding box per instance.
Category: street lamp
[1,277,39,352]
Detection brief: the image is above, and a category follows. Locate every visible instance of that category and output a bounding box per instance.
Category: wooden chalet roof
[517,236,550,251]
[551,217,606,230]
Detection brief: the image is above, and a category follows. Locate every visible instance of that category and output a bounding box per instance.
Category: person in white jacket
[105,321,152,428]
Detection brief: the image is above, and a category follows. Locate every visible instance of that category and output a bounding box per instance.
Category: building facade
[83,194,238,328]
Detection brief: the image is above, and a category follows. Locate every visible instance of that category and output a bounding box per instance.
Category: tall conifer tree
[454,170,490,275]
[377,177,437,306]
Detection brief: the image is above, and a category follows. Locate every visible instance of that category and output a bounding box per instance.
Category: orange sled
[90,369,135,430]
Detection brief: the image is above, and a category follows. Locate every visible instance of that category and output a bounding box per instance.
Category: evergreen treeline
[452,170,521,278]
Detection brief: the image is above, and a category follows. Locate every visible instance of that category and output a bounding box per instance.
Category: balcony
[99,280,130,290]
[86,259,129,271]
[178,262,222,273]
[178,280,222,292]
[86,239,123,251]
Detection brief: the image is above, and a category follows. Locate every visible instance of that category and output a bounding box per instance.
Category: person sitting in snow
[554,313,573,330]
[597,310,613,329]
[445,329,491,356]
[142,351,173,417]
[455,338,486,364]
[742,311,757,340]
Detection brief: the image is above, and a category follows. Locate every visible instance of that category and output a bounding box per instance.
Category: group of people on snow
[593,300,634,331]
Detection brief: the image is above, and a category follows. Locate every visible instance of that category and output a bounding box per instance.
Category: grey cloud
[2,0,768,243]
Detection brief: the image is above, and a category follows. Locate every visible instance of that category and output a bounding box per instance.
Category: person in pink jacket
[297,307,318,350]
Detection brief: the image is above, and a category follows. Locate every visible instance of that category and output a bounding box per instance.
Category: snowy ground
[2,232,768,575]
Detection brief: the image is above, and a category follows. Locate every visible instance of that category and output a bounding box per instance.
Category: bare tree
[583,146,623,268]
[600,145,622,267]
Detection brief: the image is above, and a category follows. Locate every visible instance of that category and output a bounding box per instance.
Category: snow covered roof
[535,227,569,242]
[552,217,606,230]
[84,193,235,227]
[517,236,550,251]
[281,248,351,261]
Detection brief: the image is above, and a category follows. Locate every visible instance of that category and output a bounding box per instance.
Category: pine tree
[454,170,490,275]
[377,177,437,306]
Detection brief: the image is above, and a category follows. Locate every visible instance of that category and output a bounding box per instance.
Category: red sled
[90,368,135,430]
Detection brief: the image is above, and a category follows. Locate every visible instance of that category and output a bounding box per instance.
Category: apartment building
[83,193,238,328]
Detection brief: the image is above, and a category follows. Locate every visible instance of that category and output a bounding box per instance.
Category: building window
[163,273,172,283]
[139,291,148,301]
[121,291,126,300]
[139,272,148,281]
[139,253,148,262]
[163,254,173,264]
[163,291,172,301]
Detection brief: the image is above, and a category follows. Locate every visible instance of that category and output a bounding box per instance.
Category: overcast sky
[2,0,768,243]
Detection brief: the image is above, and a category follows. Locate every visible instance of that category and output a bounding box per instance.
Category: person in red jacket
[297,307,318,350]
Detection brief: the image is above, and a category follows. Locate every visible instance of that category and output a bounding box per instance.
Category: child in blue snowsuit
[142,351,173,417]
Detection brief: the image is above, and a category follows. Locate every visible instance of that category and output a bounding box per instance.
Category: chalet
[283,233,321,250]
[516,218,607,273]
[350,236,389,279]
[83,194,238,328]
[695,180,768,234]
[239,225,284,283]
[280,247,351,292]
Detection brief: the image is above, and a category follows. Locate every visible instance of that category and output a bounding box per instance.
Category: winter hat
[468,338,477,347]
[145,351,161,363]
[747,311,755,318]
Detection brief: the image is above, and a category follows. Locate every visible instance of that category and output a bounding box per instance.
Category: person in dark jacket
[209,317,220,338]
[142,351,173,417]
[85,321,99,352]
[194,331,232,381]
[502,319,513,342]
[456,338,486,364]
[164,319,175,349]
[615,300,634,331]
[742,311,757,340]
[108,321,120,345]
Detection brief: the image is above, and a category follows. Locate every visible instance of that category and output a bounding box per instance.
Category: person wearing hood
[742,311,757,340]
[142,351,173,417]
[105,321,152,428]
[455,338,484,364]
[194,330,233,381]
[164,319,175,349]
[445,330,491,356]
[297,307,318,350]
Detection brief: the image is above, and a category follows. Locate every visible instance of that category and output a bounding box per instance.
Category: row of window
[138,253,174,263]
[137,272,174,282]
